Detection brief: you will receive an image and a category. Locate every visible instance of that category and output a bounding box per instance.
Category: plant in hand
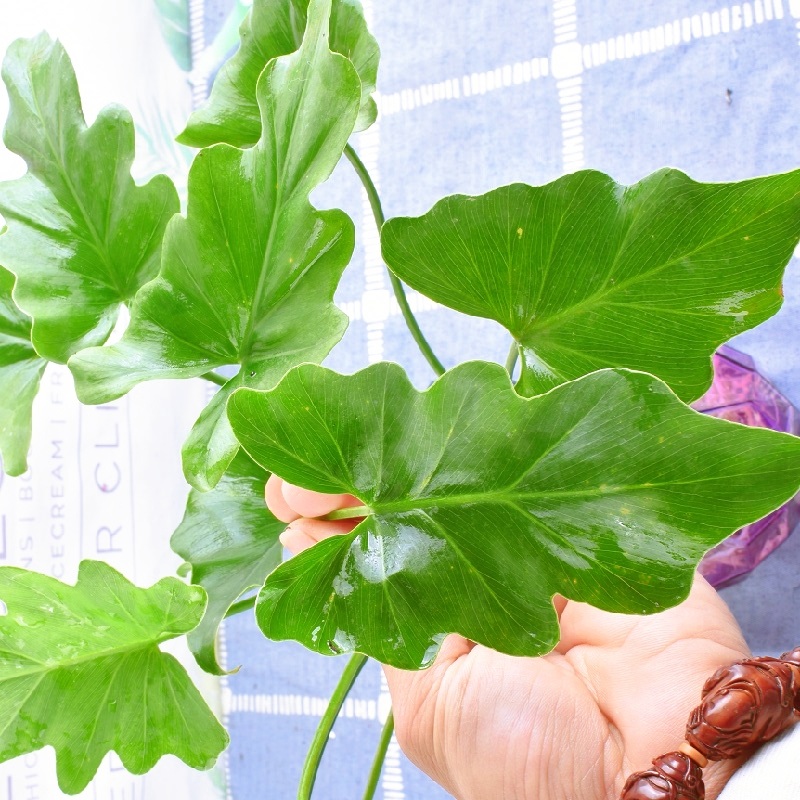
[0,0,799,796]
[268,480,753,800]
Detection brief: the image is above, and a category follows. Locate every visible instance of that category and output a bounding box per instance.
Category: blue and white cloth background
[196,1,800,798]
[0,0,799,798]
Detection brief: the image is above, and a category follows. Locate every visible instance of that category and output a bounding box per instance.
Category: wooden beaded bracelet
[620,646,800,799]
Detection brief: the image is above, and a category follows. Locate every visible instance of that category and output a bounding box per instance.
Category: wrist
[703,755,747,800]
[621,649,800,800]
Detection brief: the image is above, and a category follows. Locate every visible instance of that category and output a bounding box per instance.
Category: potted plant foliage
[0,0,799,796]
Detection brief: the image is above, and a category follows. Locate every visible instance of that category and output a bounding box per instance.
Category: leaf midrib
[237,89,293,360]
[239,14,348,363]
[0,631,177,680]
[29,82,123,298]
[517,189,797,343]
[367,477,733,516]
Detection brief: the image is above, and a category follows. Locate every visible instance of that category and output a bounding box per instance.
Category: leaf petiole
[505,341,519,378]
[200,371,228,387]
[362,709,395,800]
[321,505,371,521]
[224,595,256,618]
[343,143,445,378]
[298,652,368,799]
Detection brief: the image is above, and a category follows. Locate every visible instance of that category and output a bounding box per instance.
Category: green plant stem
[343,145,386,226]
[323,505,371,521]
[299,652,368,800]
[362,709,395,800]
[343,143,445,378]
[200,371,227,386]
[505,342,519,377]
[224,595,256,618]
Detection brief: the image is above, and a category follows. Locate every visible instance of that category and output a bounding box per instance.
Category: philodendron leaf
[69,0,361,491]
[381,170,800,401]
[0,560,228,794]
[171,449,285,675]
[0,33,179,363]
[177,0,379,147]
[0,266,46,475]
[154,0,192,71]
[228,361,800,670]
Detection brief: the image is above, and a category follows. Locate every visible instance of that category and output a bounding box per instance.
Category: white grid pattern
[188,0,207,107]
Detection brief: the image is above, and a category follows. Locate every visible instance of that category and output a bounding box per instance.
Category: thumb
[383,594,570,727]
[382,634,474,743]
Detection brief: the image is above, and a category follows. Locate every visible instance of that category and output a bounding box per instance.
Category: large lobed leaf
[381,170,800,401]
[0,560,228,794]
[228,361,800,670]
[0,33,179,364]
[171,450,285,675]
[0,265,46,475]
[178,0,379,148]
[70,0,362,491]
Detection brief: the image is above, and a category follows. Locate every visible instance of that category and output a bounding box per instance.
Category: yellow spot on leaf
[517,227,524,238]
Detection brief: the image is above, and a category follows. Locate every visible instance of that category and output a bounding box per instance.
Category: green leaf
[328,0,379,132]
[227,361,800,670]
[0,34,179,364]
[0,265,46,476]
[177,0,379,148]
[0,560,228,794]
[153,0,192,71]
[181,378,244,492]
[171,449,285,675]
[381,171,800,401]
[69,0,361,491]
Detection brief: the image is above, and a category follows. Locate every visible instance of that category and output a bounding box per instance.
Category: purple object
[692,345,800,588]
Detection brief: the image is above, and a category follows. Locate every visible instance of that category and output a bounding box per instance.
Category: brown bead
[686,657,800,760]
[781,647,800,668]
[781,648,800,710]
[620,752,704,800]
[621,649,800,797]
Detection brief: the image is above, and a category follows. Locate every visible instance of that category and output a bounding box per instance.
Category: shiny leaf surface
[0,560,228,794]
[181,379,244,492]
[0,266,45,475]
[228,361,800,669]
[177,0,379,147]
[0,34,179,363]
[69,0,361,491]
[381,170,800,400]
[171,450,285,675]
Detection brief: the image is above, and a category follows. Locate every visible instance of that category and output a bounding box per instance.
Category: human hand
[266,475,750,800]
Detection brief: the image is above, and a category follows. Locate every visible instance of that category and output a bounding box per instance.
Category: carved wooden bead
[685,657,800,761]
[620,752,705,800]
[620,648,800,800]
[781,646,800,669]
[782,648,800,711]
